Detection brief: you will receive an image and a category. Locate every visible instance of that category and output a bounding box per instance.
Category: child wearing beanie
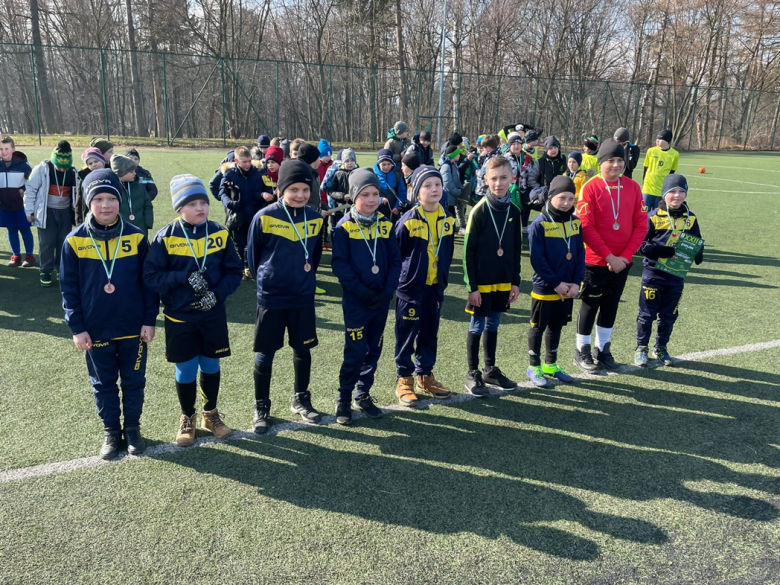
[325,148,360,225]
[374,148,407,218]
[330,168,402,425]
[144,174,243,447]
[526,175,585,387]
[246,159,325,433]
[384,121,410,164]
[462,156,522,396]
[580,135,600,179]
[110,154,154,237]
[74,148,107,224]
[642,129,679,211]
[60,169,159,459]
[24,140,79,287]
[565,151,588,201]
[635,173,703,367]
[124,148,158,202]
[407,130,434,166]
[393,165,458,406]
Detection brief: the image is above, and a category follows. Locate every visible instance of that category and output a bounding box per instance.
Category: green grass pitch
[1,147,779,584]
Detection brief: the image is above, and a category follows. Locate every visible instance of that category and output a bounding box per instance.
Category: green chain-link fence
[2,42,780,151]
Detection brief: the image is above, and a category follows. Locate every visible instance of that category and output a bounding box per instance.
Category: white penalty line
[2,338,780,485]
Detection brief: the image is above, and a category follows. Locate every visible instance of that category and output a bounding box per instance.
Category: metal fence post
[770,92,780,150]
[162,52,171,146]
[564,77,573,147]
[328,64,333,142]
[99,48,110,140]
[743,90,755,150]
[456,72,461,132]
[687,86,699,150]
[275,61,280,137]
[717,87,728,150]
[415,69,422,131]
[632,81,641,133]
[28,46,42,145]
[494,75,502,132]
[371,66,378,149]
[599,82,608,140]
[220,58,226,146]
[663,86,670,128]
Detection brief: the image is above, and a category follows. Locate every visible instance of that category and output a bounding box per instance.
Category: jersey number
[121,240,132,253]
[349,330,364,341]
[207,236,224,249]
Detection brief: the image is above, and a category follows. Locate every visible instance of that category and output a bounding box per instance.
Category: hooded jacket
[219,161,267,219]
[24,160,80,229]
[0,151,32,213]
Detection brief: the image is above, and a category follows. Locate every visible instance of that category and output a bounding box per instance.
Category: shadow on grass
[704,249,780,268]
[0,264,71,338]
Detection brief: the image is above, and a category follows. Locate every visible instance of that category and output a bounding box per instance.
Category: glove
[367,292,394,311]
[188,270,209,295]
[191,290,217,312]
[658,246,677,258]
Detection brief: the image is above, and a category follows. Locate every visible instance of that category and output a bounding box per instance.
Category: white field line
[2,339,779,486]
[687,175,779,189]
[677,163,780,175]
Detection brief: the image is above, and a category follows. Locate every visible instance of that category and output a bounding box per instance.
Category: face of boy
[567,159,579,173]
[344,159,356,170]
[547,146,559,157]
[656,139,670,149]
[179,199,210,224]
[86,158,104,171]
[600,156,625,181]
[664,188,687,209]
[89,193,120,225]
[379,161,394,173]
[479,146,491,156]
[119,170,136,183]
[260,146,268,155]
[551,191,575,212]
[104,148,114,159]
[401,162,411,176]
[420,139,430,147]
[237,155,252,172]
[128,155,140,165]
[354,185,380,217]
[283,183,311,208]
[509,141,522,154]
[320,155,332,164]
[266,160,279,173]
[486,164,511,198]
[0,143,14,162]
[418,177,442,210]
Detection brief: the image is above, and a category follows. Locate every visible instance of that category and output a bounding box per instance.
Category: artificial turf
[0,148,779,583]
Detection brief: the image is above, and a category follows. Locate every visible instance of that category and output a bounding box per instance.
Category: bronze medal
[104,283,115,294]
[304,262,312,272]
[433,260,438,269]
[371,264,380,274]
[497,247,504,257]
[566,252,572,260]
[612,222,620,230]
[129,214,135,221]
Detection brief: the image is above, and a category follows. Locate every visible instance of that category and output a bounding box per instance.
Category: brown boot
[175,413,197,446]
[416,374,452,399]
[202,408,232,439]
[395,376,418,407]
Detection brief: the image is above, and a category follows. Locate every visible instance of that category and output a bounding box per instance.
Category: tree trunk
[394,0,408,122]
[29,0,58,133]
[125,0,146,136]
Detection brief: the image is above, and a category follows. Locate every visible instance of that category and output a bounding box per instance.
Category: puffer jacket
[0,151,32,213]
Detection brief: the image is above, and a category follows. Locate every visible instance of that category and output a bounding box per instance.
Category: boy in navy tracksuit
[60,169,159,460]
[394,166,458,406]
[331,168,402,424]
[635,174,703,367]
[463,156,522,396]
[527,175,585,387]
[246,160,325,433]
[144,175,243,446]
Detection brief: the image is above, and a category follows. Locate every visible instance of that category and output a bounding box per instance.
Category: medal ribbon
[487,201,510,249]
[600,175,621,224]
[125,183,133,218]
[179,218,209,272]
[422,207,444,259]
[87,218,124,285]
[281,202,310,260]
[667,203,690,246]
[544,202,573,256]
[354,212,379,266]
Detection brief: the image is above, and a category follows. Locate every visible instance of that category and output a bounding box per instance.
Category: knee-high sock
[176,381,197,416]
[483,330,498,369]
[293,351,311,394]
[467,332,481,371]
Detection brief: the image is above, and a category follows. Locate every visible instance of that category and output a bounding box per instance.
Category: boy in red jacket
[574,139,647,373]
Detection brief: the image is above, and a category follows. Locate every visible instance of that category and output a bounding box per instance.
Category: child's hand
[468,291,482,307]
[567,284,580,298]
[73,332,92,351]
[554,283,569,300]
[263,192,275,202]
[27,214,35,224]
[508,285,520,303]
[606,254,627,273]
[392,208,400,215]
[381,198,389,206]
[140,326,156,343]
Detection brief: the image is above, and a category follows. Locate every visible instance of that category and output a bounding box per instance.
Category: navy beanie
[662,173,688,198]
[83,169,123,208]
[377,148,394,164]
[170,174,209,212]
[257,135,271,147]
[410,165,442,201]
[568,151,583,166]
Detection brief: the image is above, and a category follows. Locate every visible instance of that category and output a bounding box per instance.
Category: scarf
[86,213,122,242]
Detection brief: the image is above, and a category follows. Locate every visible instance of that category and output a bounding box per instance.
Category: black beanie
[448,132,463,147]
[420,130,432,142]
[614,128,630,142]
[544,135,561,150]
[597,139,626,165]
[277,159,313,196]
[402,151,421,171]
[548,175,576,199]
[662,173,688,197]
[657,129,673,143]
[297,143,320,165]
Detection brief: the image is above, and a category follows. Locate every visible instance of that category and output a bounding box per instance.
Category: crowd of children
[0,121,703,459]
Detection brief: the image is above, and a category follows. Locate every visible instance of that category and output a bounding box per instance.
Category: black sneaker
[40,272,53,287]
[594,342,620,371]
[253,399,272,434]
[354,396,383,419]
[574,344,600,373]
[99,428,122,460]
[123,426,146,456]
[465,370,489,397]
[291,391,321,424]
[483,367,517,391]
[335,401,352,425]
